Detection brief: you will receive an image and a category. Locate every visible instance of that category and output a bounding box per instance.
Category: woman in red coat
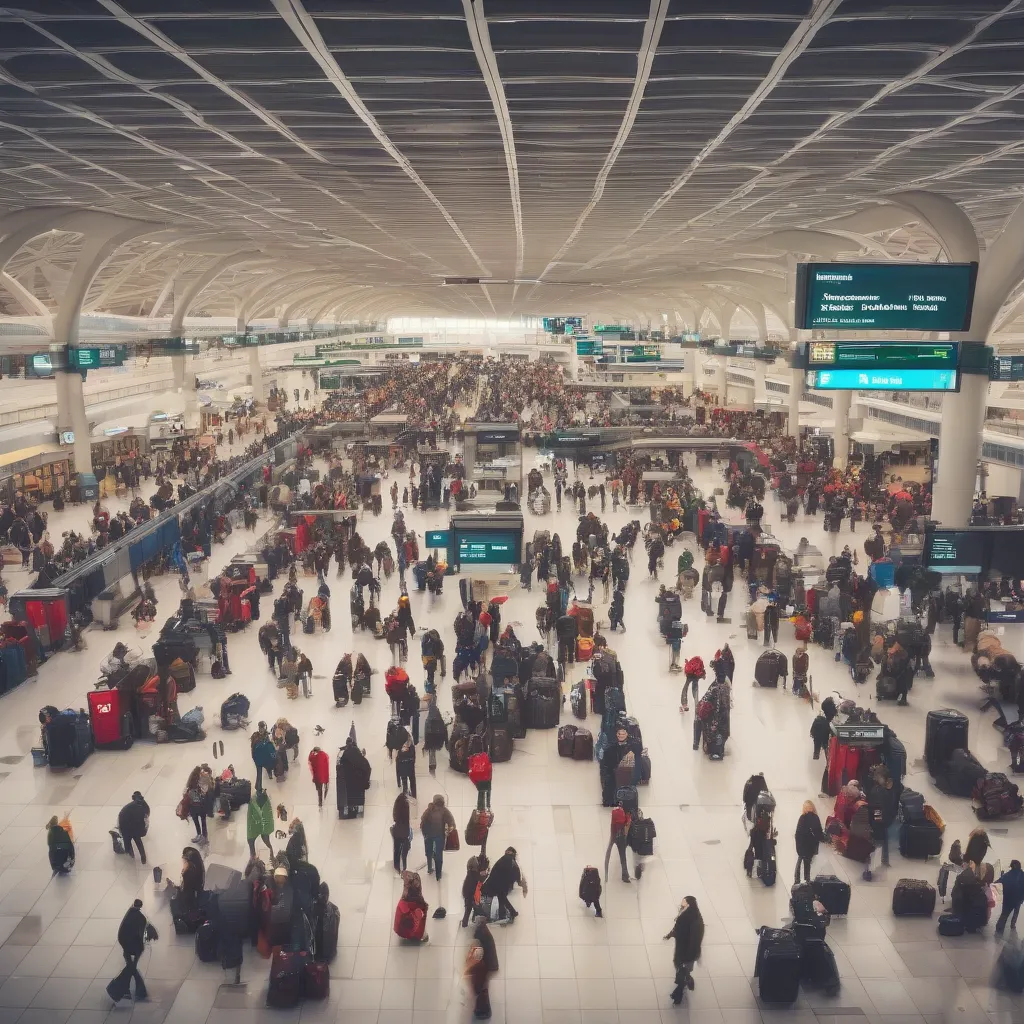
[308,746,330,809]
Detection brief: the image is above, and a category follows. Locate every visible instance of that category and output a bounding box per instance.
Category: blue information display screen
[425,530,450,548]
[456,530,519,565]
[811,368,959,392]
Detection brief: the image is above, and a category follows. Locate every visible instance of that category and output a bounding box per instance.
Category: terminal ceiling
[1,0,1024,338]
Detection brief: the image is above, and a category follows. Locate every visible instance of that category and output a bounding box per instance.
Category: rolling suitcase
[706,733,725,760]
[488,725,512,763]
[570,680,587,720]
[303,960,329,1000]
[925,709,968,774]
[892,878,936,917]
[754,926,793,977]
[746,610,759,640]
[899,820,943,859]
[195,920,219,963]
[615,785,638,814]
[756,929,801,1002]
[572,728,593,761]
[898,788,925,823]
[557,724,578,758]
[800,939,840,995]
[267,948,307,1008]
[938,913,964,936]
[936,747,985,797]
[812,875,851,916]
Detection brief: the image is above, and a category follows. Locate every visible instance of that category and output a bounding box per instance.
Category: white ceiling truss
[0,1,1024,341]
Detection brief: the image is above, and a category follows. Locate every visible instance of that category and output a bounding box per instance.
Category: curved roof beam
[271,0,490,277]
[461,0,524,286]
[886,192,980,265]
[170,253,259,335]
[0,271,52,322]
[239,270,326,323]
[279,283,368,325]
[529,0,669,291]
[973,198,1024,338]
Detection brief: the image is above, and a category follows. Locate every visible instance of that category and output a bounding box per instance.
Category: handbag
[445,826,460,852]
[175,795,190,820]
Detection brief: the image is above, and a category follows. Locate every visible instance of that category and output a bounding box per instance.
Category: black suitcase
[706,732,725,760]
[488,725,512,763]
[221,778,252,809]
[529,692,560,729]
[925,709,968,773]
[892,878,936,917]
[938,912,964,936]
[812,875,851,916]
[570,681,587,720]
[508,690,526,739]
[898,788,925,823]
[875,675,899,700]
[315,901,340,963]
[195,919,219,962]
[936,747,986,797]
[756,929,801,1002]
[884,735,907,783]
[557,724,577,757]
[800,939,840,995]
[754,926,793,976]
[899,820,943,859]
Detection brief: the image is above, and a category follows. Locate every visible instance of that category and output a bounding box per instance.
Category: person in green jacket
[247,788,274,860]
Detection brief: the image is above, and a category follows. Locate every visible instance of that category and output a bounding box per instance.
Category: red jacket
[308,749,330,785]
[468,752,492,785]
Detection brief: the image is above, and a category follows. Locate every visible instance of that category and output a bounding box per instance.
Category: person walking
[392,792,412,873]
[680,655,705,712]
[183,766,212,844]
[308,746,330,809]
[246,788,274,860]
[396,738,417,799]
[465,918,499,1020]
[109,899,154,1003]
[468,748,492,811]
[251,722,276,791]
[117,791,150,865]
[420,794,456,881]
[461,854,485,928]
[995,860,1024,935]
[794,800,827,884]
[604,800,633,884]
[481,847,526,923]
[665,896,704,1005]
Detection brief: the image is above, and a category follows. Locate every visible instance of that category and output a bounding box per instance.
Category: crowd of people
[17,354,1024,1017]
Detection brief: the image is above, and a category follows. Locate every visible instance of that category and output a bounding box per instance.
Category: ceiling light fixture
[176,163,195,171]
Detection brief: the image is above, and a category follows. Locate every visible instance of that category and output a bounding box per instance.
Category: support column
[711,358,726,406]
[249,346,265,404]
[832,389,851,470]
[57,370,93,483]
[787,367,804,438]
[171,353,186,391]
[933,367,987,527]
[753,362,767,407]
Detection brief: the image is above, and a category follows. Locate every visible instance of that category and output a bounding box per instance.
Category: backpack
[211,660,226,679]
[684,657,705,678]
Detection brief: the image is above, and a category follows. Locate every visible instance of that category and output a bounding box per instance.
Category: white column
[57,370,92,476]
[171,353,186,391]
[753,362,767,406]
[713,359,726,406]
[788,367,804,438]
[249,346,265,404]
[832,389,851,470]
[933,365,987,526]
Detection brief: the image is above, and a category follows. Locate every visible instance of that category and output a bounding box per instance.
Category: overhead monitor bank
[802,341,962,392]
[926,526,1024,578]
[795,262,977,332]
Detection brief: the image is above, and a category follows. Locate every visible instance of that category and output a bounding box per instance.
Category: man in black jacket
[117,791,150,864]
[112,899,152,1001]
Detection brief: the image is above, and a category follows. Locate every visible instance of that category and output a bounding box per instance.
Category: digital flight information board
[926,530,988,575]
[795,262,977,332]
[806,342,961,392]
[543,317,583,335]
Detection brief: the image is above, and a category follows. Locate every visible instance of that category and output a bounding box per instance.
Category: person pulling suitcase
[109,899,157,1004]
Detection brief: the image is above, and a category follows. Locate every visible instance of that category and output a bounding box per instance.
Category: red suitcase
[88,687,132,749]
[304,960,329,1000]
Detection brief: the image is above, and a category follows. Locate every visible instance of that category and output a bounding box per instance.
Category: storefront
[0,445,71,505]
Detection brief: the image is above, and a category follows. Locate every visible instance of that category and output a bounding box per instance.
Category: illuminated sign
[457,531,519,564]
[543,317,582,335]
[810,368,959,392]
[425,530,450,548]
[796,262,977,331]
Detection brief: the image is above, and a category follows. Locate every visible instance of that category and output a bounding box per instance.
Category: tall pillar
[933,368,986,526]
[788,367,804,438]
[753,362,767,407]
[56,370,93,478]
[171,353,185,391]
[249,346,265,404]
[832,389,851,470]
[712,359,726,406]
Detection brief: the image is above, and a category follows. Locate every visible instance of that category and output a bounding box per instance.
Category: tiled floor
[0,395,1020,1022]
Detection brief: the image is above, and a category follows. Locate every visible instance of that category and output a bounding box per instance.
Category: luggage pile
[972,772,1023,821]
[925,708,982,797]
[755,883,842,1003]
